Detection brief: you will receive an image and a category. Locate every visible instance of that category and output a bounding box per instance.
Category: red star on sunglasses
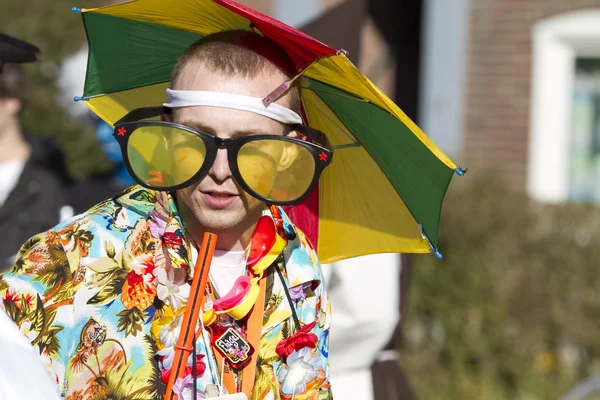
[117,127,127,136]
[318,152,328,162]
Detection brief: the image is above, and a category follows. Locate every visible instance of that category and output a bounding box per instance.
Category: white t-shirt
[190,245,275,399]
[0,159,26,207]
[190,245,247,297]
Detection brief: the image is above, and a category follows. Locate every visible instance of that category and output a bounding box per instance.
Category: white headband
[163,88,302,124]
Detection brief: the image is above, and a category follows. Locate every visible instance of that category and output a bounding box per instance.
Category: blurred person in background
[0,33,64,400]
[56,45,134,213]
[322,253,414,400]
[0,308,61,400]
[0,34,71,272]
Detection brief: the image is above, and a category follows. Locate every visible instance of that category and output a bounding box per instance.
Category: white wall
[418,0,471,158]
[272,0,321,27]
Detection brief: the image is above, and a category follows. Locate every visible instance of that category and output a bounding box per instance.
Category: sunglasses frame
[113,106,333,205]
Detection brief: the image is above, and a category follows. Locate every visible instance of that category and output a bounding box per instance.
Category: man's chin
[196,210,244,232]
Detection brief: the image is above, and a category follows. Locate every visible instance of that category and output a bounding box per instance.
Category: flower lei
[147,193,323,399]
[148,193,207,397]
[275,322,325,400]
[275,321,318,358]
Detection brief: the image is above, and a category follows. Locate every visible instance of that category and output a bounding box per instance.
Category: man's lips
[200,190,238,198]
[200,190,239,208]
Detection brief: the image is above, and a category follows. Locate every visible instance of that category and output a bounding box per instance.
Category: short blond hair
[171,30,301,113]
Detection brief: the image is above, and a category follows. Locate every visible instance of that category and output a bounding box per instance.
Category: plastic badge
[214,327,254,368]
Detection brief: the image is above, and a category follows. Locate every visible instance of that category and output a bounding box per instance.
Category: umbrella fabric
[74,0,461,263]
[0,33,41,64]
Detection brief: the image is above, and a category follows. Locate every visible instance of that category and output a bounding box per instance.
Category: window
[569,58,600,202]
[528,10,600,202]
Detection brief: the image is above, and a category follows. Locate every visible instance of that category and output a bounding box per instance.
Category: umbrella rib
[301,93,359,147]
[331,143,360,150]
[301,86,367,102]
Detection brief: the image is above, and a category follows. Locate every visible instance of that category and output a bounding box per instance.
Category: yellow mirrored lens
[237,139,315,202]
[127,125,207,187]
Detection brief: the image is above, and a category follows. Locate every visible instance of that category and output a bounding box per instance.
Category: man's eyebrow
[230,128,275,138]
[179,120,288,137]
[180,120,216,135]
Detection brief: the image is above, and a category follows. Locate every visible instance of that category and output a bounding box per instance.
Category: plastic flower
[277,347,321,396]
[276,322,318,357]
[149,209,168,239]
[173,375,205,399]
[156,267,190,310]
[159,351,206,385]
[151,307,183,350]
[185,353,207,378]
[157,346,176,372]
[160,315,183,350]
[289,282,313,302]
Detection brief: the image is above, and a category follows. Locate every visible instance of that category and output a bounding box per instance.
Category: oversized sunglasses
[113,107,333,205]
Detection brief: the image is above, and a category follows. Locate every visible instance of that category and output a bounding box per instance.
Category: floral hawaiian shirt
[0,186,332,400]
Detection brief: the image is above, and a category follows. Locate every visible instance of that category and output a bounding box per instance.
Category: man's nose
[208,147,231,182]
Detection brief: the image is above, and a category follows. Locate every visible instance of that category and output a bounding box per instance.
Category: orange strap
[212,275,267,398]
[165,233,217,400]
[242,274,267,397]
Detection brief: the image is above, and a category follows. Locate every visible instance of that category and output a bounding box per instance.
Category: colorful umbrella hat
[73,0,463,263]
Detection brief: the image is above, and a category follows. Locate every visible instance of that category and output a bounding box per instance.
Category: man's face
[172,63,292,234]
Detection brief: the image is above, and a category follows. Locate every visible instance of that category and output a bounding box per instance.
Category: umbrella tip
[455,167,466,176]
[429,244,443,260]
[72,7,82,12]
[419,224,443,259]
[73,95,89,102]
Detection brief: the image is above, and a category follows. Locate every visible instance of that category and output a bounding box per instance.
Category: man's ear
[279,144,300,170]
[286,128,301,140]
[160,110,172,122]
[278,128,301,170]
